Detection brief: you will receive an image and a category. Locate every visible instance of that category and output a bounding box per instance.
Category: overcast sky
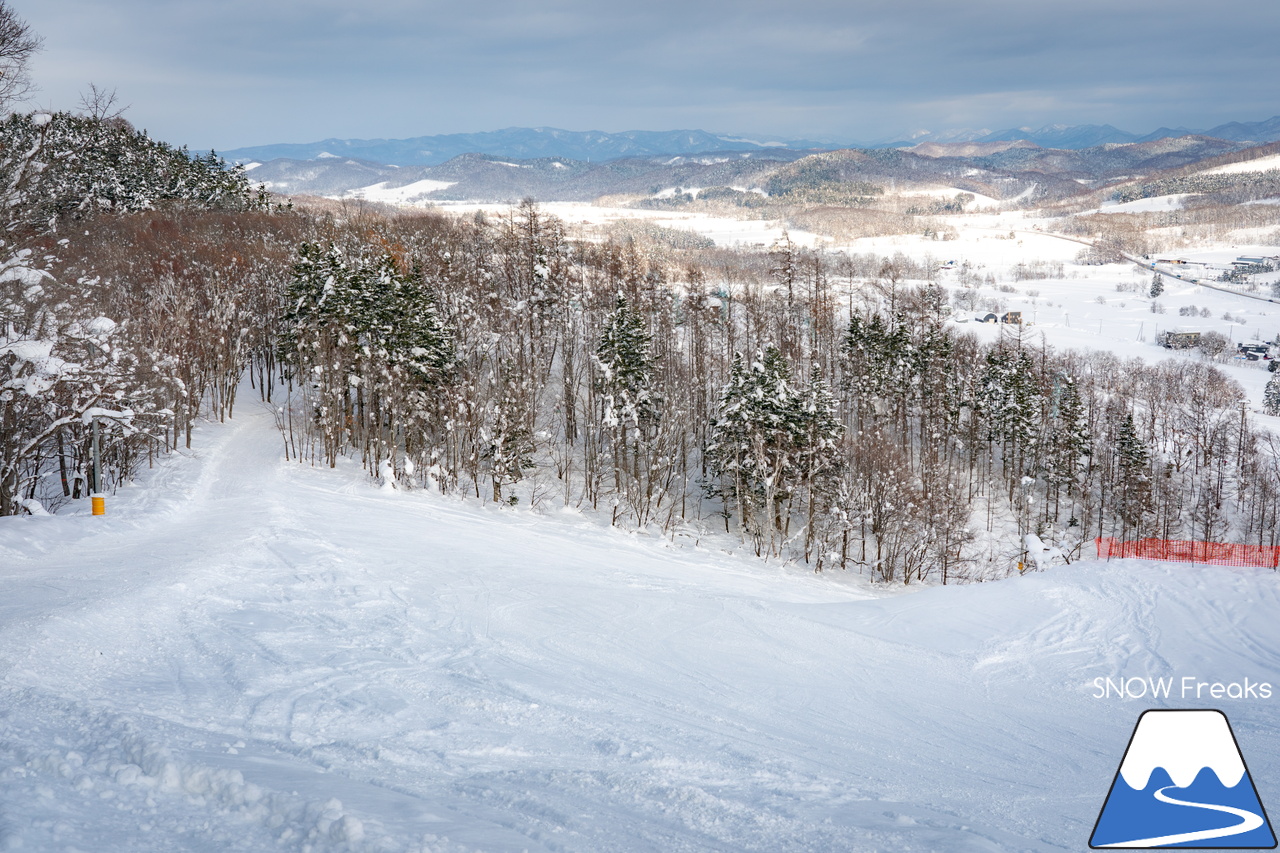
[21,0,1280,152]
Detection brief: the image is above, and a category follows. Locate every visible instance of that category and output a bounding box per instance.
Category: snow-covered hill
[2,404,1279,851]
[222,118,1280,169]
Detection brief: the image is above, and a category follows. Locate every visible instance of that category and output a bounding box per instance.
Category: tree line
[272,203,1280,581]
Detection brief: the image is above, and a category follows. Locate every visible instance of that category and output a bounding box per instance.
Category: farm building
[1158,330,1201,349]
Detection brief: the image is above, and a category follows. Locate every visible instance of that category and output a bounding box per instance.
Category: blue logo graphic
[1091,709,1276,848]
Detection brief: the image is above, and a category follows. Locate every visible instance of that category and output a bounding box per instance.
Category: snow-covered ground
[1096,194,1195,214]
[894,186,1001,208]
[433,200,827,249]
[1198,154,1280,175]
[917,217,1271,409]
[3,404,1280,852]
[344,179,458,206]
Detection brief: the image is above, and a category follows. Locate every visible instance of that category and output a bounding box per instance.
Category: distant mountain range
[222,128,834,168]
[222,117,1280,167]
[902,116,1280,149]
[240,134,1275,206]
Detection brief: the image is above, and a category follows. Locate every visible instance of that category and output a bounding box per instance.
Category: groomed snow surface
[3,405,1280,852]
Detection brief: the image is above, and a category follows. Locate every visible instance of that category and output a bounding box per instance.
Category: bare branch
[0,1,41,109]
[77,83,130,122]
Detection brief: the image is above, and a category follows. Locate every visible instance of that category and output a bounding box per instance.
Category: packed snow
[3,403,1280,851]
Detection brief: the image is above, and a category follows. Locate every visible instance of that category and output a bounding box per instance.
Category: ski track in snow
[2,404,1280,851]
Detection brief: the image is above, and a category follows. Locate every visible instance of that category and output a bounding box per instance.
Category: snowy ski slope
[2,404,1279,851]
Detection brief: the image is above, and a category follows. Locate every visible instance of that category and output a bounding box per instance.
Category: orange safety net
[1096,537,1280,568]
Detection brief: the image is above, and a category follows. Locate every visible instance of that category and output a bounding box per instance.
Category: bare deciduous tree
[77,83,130,123]
[0,1,40,109]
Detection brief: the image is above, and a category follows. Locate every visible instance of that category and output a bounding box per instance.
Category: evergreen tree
[283,243,452,384]
[594,295,655,432]
[594,295,666,523]
[707,346,807,552]
[1264,372,1280,417]
[1044,373,1092,517]
[797,365,844,562]
[704,351,752,529]
[979,347,1041,477]
[798,366,843,478]
[0,111,262,234]
[914,322,961,436]
[769,231,798,307]
[841,312,898,423]
[1114,412,1151,537]
[280,242,454,470]
[1149,272,1164,299]
[485,360,537,503]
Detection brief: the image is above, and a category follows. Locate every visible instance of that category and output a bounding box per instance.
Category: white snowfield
[432,201,829,249]
[2,406,1280,852]
[345,179,458,205]
[1096,194,1195,214]
[894,187,1001,208]
[1198,154,1280,176]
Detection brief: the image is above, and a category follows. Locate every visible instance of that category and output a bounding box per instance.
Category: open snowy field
[345,180,459,206]
[431,200,829,249]
[3,404,1280,851]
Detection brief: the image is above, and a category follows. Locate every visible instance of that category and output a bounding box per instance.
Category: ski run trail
[2,403,1279,852]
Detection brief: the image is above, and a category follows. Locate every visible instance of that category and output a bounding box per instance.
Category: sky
[20,0,1280,153]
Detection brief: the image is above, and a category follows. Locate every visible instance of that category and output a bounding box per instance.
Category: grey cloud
[19,0,1280,151]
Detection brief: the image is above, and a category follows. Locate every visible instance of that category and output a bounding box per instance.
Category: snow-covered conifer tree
[1114,412,1151,538]
[1044,373,1092,518]
[594,295,668,523]
[1264,372,1280,417]
[797,365,843,563]
[595,295,655,435]
[281,242,454,472]
[707,345,810,554]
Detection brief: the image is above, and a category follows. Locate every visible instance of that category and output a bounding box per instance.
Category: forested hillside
[5,114,1278,581]
[268,204,1280,579]
[0,110,274,516]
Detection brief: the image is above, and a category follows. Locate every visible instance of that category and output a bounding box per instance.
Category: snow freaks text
[1092,677,1273,701]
